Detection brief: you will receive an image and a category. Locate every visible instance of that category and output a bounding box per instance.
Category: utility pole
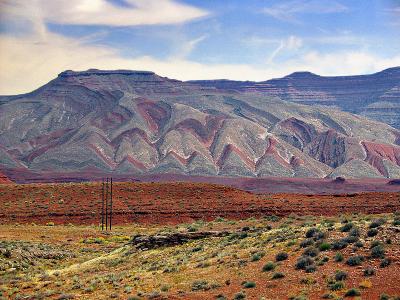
[109,177,113,231]
[101,178,104,231]
[105,177,109,230]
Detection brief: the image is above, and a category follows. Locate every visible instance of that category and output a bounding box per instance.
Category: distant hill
[189,67,400,129]
[0,68,399,181]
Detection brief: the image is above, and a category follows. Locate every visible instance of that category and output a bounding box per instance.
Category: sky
[0,0,399,95]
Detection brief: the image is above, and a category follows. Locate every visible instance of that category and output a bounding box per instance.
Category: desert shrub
[262,262,276,272]
[296,256,314,270]
[242,281,256,288]
[303,246,319,257]
[215,295,227,300]
[380,258,391,268]
[393,218,400,226]
[363,267,375,276]
[370,240,382,248]
[367,228,378,237]
[344,288,361,297]
[342,235,358,244]
[335,270,348,281]
[334,252,344,262]
[314,231,326,240]
[319,242,331,251]
[329,281,345,291]
[233,292,246,300]
[251,252,264,262]
[349,227,360,237]
[322,293,336,299]
[271,272,285,279]
[305,228,319,238]
[275,252,288,261]
[305,264,317,273]
[371,245,385,258]
[300,239,314,248]
[340,223,354,232]
[355,241,363,248]
[369,218,385,228]
[332,239,348,250]
[300,277,316,285]
[191,280,209,291]
[380,294,390,300]
[346,255,364,266]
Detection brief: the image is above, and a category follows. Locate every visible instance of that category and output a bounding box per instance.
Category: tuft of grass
[335,271,347,281]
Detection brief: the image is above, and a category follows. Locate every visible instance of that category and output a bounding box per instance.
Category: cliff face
[0,68,400,180]
[189,67,400,129]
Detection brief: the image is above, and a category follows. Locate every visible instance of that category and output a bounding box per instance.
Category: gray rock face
[189,67,400,129]
[1,69,400,179]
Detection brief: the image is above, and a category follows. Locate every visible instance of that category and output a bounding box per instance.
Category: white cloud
[0,0,209,27]
[263,0,348,23]
[268,36,303,63]
[1,28,400,95]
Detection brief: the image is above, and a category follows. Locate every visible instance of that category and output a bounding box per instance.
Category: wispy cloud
[268,36,303,63]
[0,0,209,27]
[263,0,348,23]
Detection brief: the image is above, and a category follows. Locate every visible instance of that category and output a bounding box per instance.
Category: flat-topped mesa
[58,69,156,78]
[54,69,185,94]
[283,71,321,79]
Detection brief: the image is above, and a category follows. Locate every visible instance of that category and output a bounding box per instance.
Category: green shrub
[334,252,344,262]
[380,293,390,300]
[329,281,345,291]
[303,246,319,257]
[271,272,285,279]
[340,223,354,232]
[191,280,209,291]
[363,267,375,276]
[242,281,256,288]
[367,228,378,237]
[305,228,319,238]
[335,271,348,281]
[332,239,348,250]
[369,218,385,229]
[275,252,288,261]
[251,252,264,262]
[393,218,400,226]
[346,255,364,266]
[371,245,385,258]
[233,292,246,300]
[319,242,331,251]
[349,227,360,237]
[344,288,361,297]
[262,262,276,272]
[305,265,317,273]
[296,256,314,270]
[380,258,391,268]
[300,239,314,248]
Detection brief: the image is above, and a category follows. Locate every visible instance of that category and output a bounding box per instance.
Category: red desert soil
[0,171,12,184]
[0,181,399,225]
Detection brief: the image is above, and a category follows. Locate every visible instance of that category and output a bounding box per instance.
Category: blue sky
[0,0,399,94]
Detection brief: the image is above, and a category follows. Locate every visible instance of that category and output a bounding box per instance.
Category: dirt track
[0,182,399,225]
